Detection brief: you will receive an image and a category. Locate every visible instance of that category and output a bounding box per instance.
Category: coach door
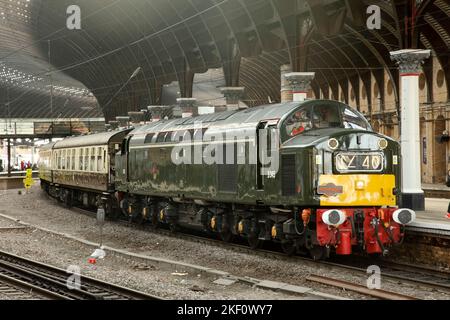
[119,136,132,183]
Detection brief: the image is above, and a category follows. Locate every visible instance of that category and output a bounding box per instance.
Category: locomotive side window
[156,132,167,143]
[165,131,174,142]
[144,133,154,144]
[61,150,66,170]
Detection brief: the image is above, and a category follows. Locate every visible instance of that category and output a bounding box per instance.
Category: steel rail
[48,202,450,297]
[0,249,162,300]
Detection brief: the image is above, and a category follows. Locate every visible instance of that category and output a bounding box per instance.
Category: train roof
[52,128,132,149]
[130,101,303,135]
[39,141,56,151]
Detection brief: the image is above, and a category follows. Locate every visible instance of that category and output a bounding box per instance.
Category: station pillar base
[400,193,425,211]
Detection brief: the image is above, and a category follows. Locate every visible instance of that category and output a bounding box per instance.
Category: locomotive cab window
[282,101,371,141]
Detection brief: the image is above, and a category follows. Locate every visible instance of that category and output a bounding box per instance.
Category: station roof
[1,0,449,120]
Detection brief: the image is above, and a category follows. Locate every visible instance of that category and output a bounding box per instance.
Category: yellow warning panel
[318,174,397,207]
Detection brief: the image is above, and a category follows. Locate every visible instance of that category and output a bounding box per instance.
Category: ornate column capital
[390,49,431,75]
[284,72,315,93]
[220,87,245,107]
[115,116,130,128]
[108,120,119,130]
[127,111,144,124]
[176,98,197,117]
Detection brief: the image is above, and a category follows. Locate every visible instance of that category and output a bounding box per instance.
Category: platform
[407,198,450,236]
[422,184,450,199]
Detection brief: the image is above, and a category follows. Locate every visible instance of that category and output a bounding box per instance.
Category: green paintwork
[115,100,401,208]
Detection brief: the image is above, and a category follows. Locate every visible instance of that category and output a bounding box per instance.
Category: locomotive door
[256,120,278,194]
[256,122,266,191]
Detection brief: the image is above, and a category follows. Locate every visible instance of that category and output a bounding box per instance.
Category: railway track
[0,249,162,300]
[0,273,67,300]
[48,202,450,298]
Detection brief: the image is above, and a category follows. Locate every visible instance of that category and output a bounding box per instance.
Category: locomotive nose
[392,208,416,225]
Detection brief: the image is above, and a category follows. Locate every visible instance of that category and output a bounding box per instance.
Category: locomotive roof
[52,128,131,149]
[130,101,303,135]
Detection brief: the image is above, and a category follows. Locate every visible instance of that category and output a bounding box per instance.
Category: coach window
[61,150,66,170]
[97,147,103,172]
[67,150,70,170]
[84,148,89,171]
[79,148,84,171]
[71,149,76,170]
[90,147,96,172]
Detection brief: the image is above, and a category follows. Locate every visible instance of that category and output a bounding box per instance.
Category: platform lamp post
[102,67,142,118]
[390,49,430,211]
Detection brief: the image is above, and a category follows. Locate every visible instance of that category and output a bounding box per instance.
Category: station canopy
[0,0,449,120]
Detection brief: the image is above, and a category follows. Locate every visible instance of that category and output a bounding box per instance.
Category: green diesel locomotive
[114,100,414,259]
[39,100,415,259]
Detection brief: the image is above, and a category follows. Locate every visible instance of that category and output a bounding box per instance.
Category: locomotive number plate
[335,152,384,173]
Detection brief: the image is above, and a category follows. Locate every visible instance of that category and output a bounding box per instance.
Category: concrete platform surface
[408,198,450,234]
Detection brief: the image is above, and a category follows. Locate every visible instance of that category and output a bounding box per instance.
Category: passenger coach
[39,129,131,210]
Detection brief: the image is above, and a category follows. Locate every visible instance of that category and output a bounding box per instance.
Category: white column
[390,49,430,211]
[284,72,316,102]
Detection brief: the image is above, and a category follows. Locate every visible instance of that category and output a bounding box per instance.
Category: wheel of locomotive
[219,228,233,243]
[309,245,330,260]
[169,223,178,233]
[105,201,120,221]
[150,209,159,229]
[247,233,261,250]
[281,240,296,256]
[131,211,145,224]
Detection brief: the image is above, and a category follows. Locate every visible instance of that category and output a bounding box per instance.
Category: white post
[390,49,430,211]
[284,72,316,102]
